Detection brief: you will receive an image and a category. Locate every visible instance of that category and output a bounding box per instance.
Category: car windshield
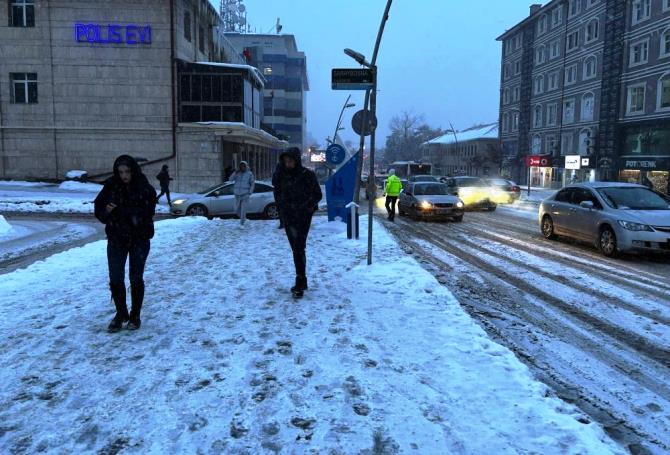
[198,184,224,195]
[414,183,449,195]
[596,187,670,210]
[455,178,487,187]
[489,179,510,186]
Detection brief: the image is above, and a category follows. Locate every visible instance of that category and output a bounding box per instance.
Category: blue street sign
[326,144,346,166]
[325,152,359,222]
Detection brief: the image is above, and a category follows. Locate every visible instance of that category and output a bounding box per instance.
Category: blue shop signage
[75,23,152,45]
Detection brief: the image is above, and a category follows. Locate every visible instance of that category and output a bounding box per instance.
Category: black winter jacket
[156,169,172,189]
[273,149,322,217]
[94,155,157,241]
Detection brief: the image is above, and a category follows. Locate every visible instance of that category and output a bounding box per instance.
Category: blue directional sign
[325,152,359,222]
[326,144,347,166]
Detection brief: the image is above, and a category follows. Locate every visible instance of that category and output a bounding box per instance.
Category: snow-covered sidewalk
[0,217,623,454]
[0,180,176,214]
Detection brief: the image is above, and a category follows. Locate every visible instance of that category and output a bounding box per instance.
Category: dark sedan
[398,182,465,221]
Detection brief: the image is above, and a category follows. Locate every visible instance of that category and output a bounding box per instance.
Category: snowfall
[0,214,624,454]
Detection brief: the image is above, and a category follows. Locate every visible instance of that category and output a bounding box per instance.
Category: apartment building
[498,0,670,194]
[0,0,285,191]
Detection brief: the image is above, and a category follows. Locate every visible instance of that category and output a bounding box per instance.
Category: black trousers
[385,196,398,219]
[107,238,151,286]
[283,213,313,278]
[157,187,171,205]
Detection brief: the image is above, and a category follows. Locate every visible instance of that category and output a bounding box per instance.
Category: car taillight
[512,186,520,192]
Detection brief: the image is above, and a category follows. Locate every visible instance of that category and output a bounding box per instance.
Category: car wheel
[487,203,497,212]
[410,205,420,221]
[453,215,464,223]
[186,204,208,217]
[599,226,619,258]
[264,203,279,220]
[541,215,557,240]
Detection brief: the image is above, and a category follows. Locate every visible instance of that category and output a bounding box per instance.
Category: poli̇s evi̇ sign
[75,23,152,45]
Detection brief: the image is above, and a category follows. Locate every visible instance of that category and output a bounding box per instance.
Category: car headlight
[456,201,464,208]
[172,199,187,205]
[617,220,653,232]
[419,201,433,210]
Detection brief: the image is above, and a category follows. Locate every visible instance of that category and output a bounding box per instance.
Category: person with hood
[384,169,403,222]
[94,155,157,332]
[273,147,322,298]
[230,161,255,226]
[271,161,285,229]
[155,164,173,206]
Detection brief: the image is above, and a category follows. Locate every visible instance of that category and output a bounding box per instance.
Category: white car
[170,181,279,219]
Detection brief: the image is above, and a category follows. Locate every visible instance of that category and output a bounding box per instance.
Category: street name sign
[332,68,374,90]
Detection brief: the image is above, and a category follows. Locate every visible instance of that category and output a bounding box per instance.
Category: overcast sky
[213,0,540,147]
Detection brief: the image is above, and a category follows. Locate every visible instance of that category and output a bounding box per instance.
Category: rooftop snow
[426,123,499,146]
[195,61,266,86]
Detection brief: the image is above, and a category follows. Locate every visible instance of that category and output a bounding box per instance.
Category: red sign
[525,155,552,167]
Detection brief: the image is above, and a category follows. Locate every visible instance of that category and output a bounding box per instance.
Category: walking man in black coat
[273,147,323,298]
[95,155,157,332]
[271,161,285,230]
[156,165,173,206]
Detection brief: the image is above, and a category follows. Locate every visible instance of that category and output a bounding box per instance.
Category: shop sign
[75,23,152,45]
[581,157,591,168]
[565,155,581,170]
[620,157,670,170]
[525,155,552,167]
[598,157,613,169]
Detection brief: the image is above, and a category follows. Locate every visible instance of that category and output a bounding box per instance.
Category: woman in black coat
[94,155,157,332]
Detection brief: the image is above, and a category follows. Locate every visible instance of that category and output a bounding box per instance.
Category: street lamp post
[345,0,393,266]
[334,95,355,142]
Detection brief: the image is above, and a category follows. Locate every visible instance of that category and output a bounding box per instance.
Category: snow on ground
[0,217,624,454]
[0,219,99,265]
[0,215,13,237]
[0,180,178,214]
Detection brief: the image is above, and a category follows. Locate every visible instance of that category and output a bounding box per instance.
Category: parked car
[443,176,497,211]
[171,181,279,219]
[539,182,670,257]
[398,182,465,221]
[487,178,521,204]
[408,175,440,183]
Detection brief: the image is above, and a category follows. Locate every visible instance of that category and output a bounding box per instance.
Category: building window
[568,0,580,17]
[512,112,519,132]
[513,86,520,102]
[547,135,558,154]
[586,19,599,43]
[534,75,545,95]
[565,64,578,85]
[629,40,649,67]
[504,64,511,79]
[579,129,592,154]
[550,39,561,59]
[184,11,191,42]
[514,35,522,49]
[9,0,34,27]
[263,65,273,76]
[657,74,670,110]
[505,39,513,55]
[561,132,573,155]
[665,0,670,12]
[661,29,670,58]
[532,135,542,154]
[547,103,558,126]
[567,31,580,51]
[199,26,205,53]
[632,0,651,25]
[514,60,521,75]
[533,105,543,128]
[538,15,548,35]
[563,99,575,124]
[503,88,510,104]
[583,56,597,79]
[627,84,646,115]
[548,71,559,91]
[551,6,563,27]
[10,73,38,103]
[581,93,595,121]
[536,45,546,65]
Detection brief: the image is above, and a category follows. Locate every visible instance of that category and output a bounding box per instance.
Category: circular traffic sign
[326,144,347,165]
[352,109,378,137]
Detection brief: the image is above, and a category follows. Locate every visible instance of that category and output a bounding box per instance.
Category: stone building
[0,0,286,192]
[497,0,670,194]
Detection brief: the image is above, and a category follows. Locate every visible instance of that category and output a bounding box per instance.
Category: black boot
[290,276,308,293]
[128,281,144,330]
[108,283,129,333]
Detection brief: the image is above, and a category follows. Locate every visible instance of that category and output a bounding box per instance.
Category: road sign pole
[367,67,378,265]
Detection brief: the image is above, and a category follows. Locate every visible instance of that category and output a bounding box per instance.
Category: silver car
[398,182,465,221]
[171,181,279,219]
[539,182,670,257]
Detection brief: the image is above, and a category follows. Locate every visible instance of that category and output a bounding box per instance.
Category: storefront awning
[179,122,288,149]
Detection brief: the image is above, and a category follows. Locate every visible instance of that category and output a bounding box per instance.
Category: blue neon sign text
[75,23,152,45]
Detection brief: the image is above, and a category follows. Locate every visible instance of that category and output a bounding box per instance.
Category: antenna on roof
[220,0,251,33]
